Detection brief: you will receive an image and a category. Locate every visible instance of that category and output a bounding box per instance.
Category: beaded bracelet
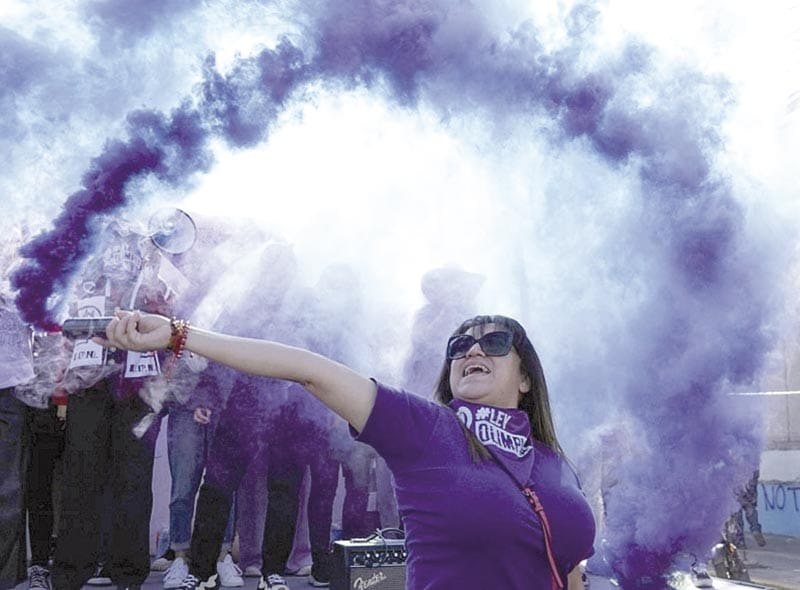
[167,318,190,359]
[165,318,190,380]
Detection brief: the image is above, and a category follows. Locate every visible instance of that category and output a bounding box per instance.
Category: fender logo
[353,571,388,589]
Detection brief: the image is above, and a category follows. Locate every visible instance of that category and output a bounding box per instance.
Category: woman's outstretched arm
[101,310,377,431]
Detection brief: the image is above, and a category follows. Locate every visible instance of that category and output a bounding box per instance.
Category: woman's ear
[519,373,531,394]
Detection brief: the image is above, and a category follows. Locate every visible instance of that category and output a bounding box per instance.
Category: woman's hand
[95,310,171,352]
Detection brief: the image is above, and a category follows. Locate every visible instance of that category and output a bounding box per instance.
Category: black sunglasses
[446,331,515,360]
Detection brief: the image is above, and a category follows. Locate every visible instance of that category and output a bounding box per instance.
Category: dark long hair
[433,315,564,460]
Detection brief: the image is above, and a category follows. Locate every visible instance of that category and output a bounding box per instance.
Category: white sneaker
[290,565,312,576]
[164,557,190,589]
[152,550,175,572]
[243,566,262,578]
[216,554,243,588]
[691,564,714,588]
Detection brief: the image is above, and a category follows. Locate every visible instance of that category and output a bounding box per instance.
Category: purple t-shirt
[355,382,595,590]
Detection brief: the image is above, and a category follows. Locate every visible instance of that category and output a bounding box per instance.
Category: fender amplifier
[330,536,407,590]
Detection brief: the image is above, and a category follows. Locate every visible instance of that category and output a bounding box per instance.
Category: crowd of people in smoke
[0,215,486,590]
[0,213,769,590]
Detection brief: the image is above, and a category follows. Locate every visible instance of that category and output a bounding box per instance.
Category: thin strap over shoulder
[488,449,564,590]
[524,486,565,590]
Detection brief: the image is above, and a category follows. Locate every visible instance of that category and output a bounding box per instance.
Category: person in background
[258,384,339,589]
[339,442,382,540]
[322,264,398,540]
[149,213,246,588]
[724,469,767,558]
[401,266,484,397]
[53,220,174,590]
[16,332,70,590]
[151,242,314,590]
[228,383,288,582]
[156,361,242,590]
[0,293,35,590]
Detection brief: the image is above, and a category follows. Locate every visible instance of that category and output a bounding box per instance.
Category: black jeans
[52,381,159,590]
[188,420,249,580]
[0,389,27,590]
[25,404,65,567]
[187,377,263,581]
[259,390,339,581]
[260,456,305,576]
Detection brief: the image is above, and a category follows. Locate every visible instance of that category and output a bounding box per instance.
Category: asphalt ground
[11,532,798,590]
[745,533,800,590]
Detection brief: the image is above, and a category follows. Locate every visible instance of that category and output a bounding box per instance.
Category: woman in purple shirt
[99,312,595,590]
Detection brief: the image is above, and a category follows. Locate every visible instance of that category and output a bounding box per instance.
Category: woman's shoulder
[372,380,457,425]
[531,439,583,485]
[374,380,447,408]
[357,380,463,462]
[531,438,560,459]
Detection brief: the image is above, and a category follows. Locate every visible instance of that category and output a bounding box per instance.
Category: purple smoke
[12,105,210,330]
[10,1,781,585]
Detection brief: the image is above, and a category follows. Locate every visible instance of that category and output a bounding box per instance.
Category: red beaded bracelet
[164,318,190,380]
[167,318,190,358]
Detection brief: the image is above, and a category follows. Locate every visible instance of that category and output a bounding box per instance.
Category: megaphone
[148,208,196,254]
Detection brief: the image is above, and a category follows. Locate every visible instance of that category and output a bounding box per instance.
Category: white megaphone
[147,208,197,254]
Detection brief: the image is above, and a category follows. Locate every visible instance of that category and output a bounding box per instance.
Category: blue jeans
[167,406,235,552]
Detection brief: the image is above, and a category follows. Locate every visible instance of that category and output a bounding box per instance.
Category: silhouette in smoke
[403,265,484,397]
[309,263,401,539]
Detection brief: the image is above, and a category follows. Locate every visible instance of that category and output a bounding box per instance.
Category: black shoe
[753,531,766,547]
[310,551,331,587]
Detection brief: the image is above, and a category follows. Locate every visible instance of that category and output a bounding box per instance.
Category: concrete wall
[762,393,800,451]
[759,480,800,537]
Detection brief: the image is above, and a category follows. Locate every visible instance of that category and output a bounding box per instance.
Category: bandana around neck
[449,399,536,485]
